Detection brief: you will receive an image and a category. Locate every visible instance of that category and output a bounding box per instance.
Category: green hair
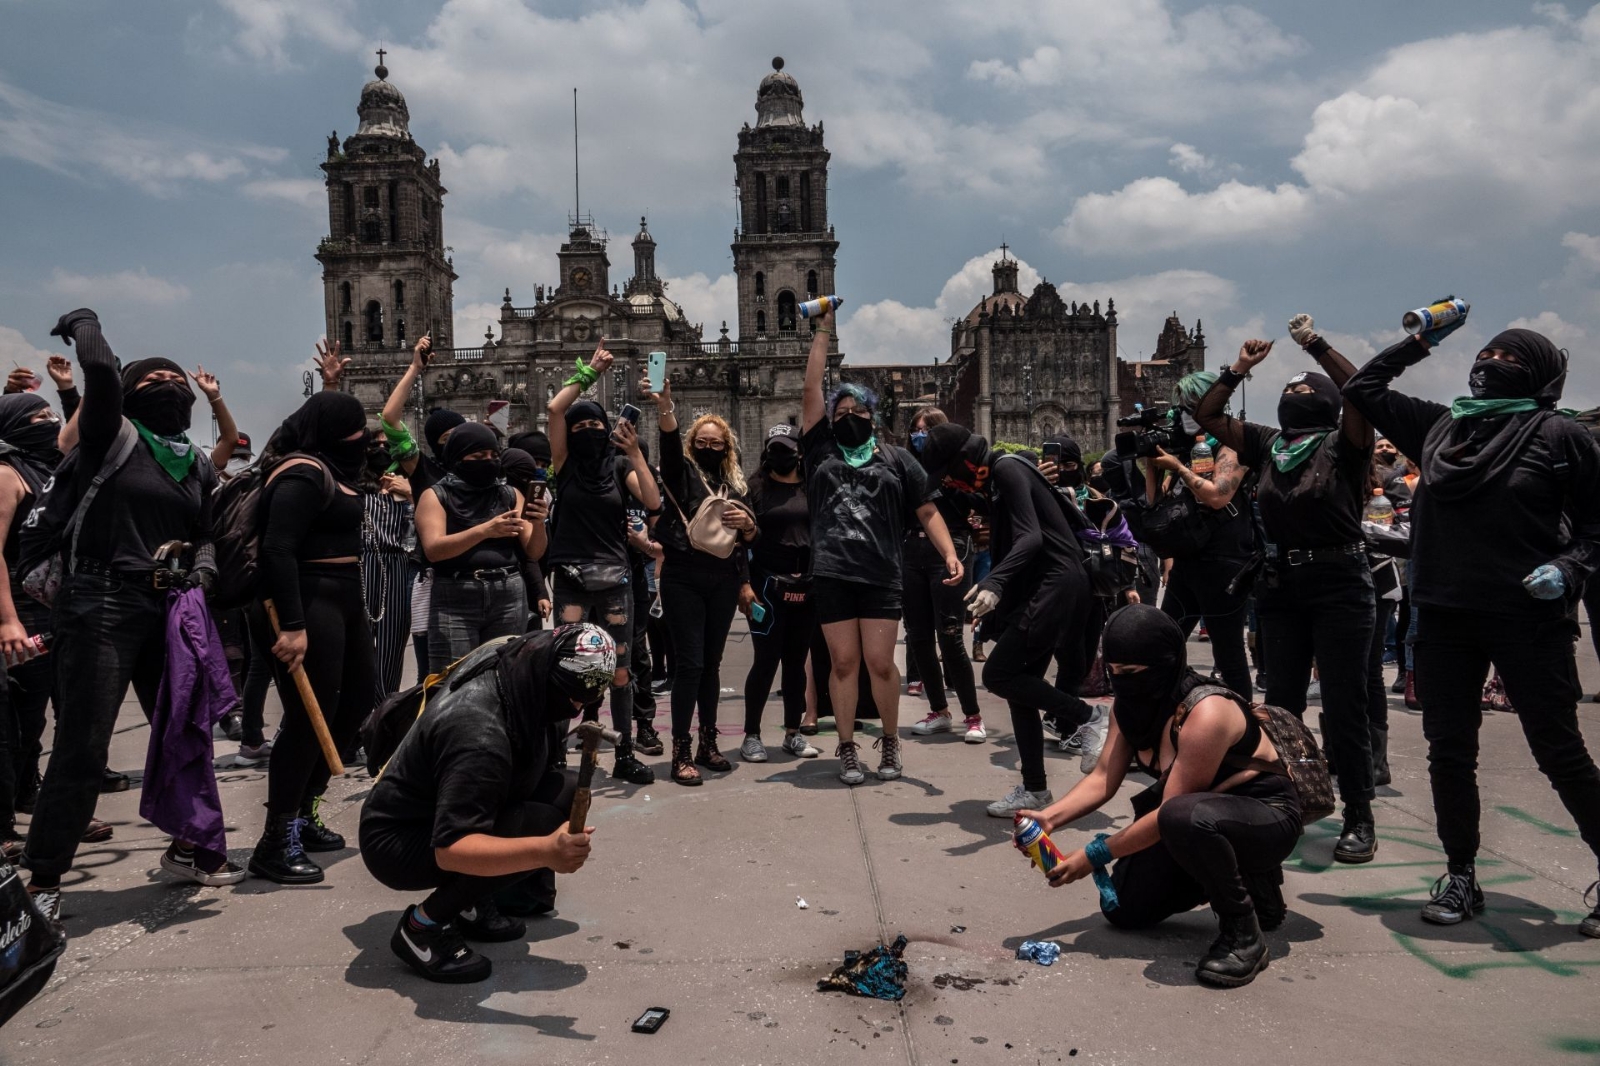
[1172,370,1219,411]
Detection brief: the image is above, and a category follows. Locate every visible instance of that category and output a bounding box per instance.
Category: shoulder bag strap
[67,418,140,572]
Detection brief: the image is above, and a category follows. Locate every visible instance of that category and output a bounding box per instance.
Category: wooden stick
[263,600,344,776]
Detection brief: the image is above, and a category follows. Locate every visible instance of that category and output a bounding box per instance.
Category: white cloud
[453,302,505,352]
[1056,177,1312,252]
[661,272,737,337]
[47,268,191,306]
[1563,232,1600,271]
[242,178,326,212]
[843,301,952,366]
[0,325,57,388]
[1168,143,1216,176]
[211,0,362,68]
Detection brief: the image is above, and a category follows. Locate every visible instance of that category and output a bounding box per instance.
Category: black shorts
[813,576,902,625]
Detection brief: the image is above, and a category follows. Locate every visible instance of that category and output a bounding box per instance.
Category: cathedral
[316,54,1202,460]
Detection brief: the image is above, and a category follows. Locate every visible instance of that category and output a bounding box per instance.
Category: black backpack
[360,636,516,778]
[210,455,336,610]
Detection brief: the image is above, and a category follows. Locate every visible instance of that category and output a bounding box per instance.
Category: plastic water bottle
[1363,488,1395,526]
[1190,435,1214,478]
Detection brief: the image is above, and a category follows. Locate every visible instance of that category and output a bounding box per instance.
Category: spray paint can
[799,295,843,319]
[1402,297,1469,336]
[1013,815,1066,876]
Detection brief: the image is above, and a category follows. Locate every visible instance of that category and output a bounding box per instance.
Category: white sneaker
[160,843,248,887]
[986,783,1052,818]
[962,716,987,743]
[780,733,820,759]
[28,885,62,923]
[836,740,866,786]
[1061,707,1109,773]
[910,711,953,736]
[740,734,768,762]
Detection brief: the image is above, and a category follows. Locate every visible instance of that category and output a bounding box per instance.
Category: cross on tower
[376,47,387,65]
[999,241,1010,261]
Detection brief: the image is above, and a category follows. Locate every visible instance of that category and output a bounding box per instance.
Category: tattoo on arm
[1211,449,1242,498]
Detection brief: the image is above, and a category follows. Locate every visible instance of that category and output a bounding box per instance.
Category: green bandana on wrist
[1450,397,1541,420]
[1270,431,1329,473]
[839,435,877,468]
[132,420,198,482]
[564,357,599,389]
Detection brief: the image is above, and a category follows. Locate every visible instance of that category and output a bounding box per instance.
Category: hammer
[567,720,621,834]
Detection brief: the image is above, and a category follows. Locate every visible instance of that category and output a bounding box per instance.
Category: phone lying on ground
[632,1007,670,1034]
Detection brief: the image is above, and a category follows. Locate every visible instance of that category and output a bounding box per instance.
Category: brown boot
[695,726,731,772]
[1404,671,1421,711]
[671,735,701,786]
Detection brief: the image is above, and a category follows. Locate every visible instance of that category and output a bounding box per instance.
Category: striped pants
[363,550,416,701]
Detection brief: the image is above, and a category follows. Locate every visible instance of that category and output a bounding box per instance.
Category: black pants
[631,571,656,720]
[648,606,672,682]
[743,570,822,734]
[903,555,980,719]
[1162,556,1253,701]
[24,573,167,881]
[1366,598,1397,733]
[1104,792,1301,925]
[0,643,52,835]
[1258,555,1376,804]
[250,565,376,815]
[661,568,740,739]
[1414,607,1600,870]
[240,613,273,747]
[1584,578,1600,671]
[360,769,575,919]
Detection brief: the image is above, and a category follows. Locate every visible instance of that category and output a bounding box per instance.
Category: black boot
[695,725,731,772]
[1334,802,1378,864]
[612,738,655,785]
[1241,868,1288,931]
[1195,911,1269,987]
[298,795,346,852]
[248,812,325,885]
[1370,725,1391,788]
[634,718,665,757]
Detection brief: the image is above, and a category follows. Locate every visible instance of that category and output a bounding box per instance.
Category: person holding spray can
[1016,605,1303,988]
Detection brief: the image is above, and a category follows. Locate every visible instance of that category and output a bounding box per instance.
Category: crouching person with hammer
[359,623,615,983]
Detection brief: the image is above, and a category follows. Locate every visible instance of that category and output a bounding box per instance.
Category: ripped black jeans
[551,573,633,741]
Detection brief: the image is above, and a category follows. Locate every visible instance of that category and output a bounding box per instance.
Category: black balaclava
[1277,371,1342,435]
[508,429,553,466]
[0,393,62,494]
[442,422,502,489]
[1045,433,1083,486]
[120,357,194,437]
[501,447,539,493]
[920,422,993,494]
[271,391,368,485]
[424,409,466,460]
[1469,327,1567,402]
[565,400,616,495]
[1102,604,1196,753]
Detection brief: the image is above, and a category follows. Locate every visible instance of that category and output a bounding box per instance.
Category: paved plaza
[5,627,1598,1065]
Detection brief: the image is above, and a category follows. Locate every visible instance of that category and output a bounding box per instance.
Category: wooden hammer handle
[263,600,345,776]
[567,789,592,835]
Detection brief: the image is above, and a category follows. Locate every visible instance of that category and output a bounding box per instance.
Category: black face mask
[1109,665,1182,752]
[7,420,62,461]
[1277,392,1338,435]
[456,458,502,488]
[569,427,610,464]
[1088,474,1111,494]
[833,413,873,448]
[1468,359,1532,400]
[767,450,799,476]
[125,381,195,436]
[322,435,369,484]
[1060,467,1084,487]
[692,446,724,474]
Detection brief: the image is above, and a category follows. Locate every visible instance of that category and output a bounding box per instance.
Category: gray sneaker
[836,740,865,786]
[780,733,820,759]
[986,783,1052,818]
[740,734,768,763]
[1061,707,1109,772]
[875,735,903,780]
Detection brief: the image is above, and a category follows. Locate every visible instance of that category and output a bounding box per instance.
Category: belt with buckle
[469,566,517,582]
[74,557,175,588]
[1266,543,1366,566]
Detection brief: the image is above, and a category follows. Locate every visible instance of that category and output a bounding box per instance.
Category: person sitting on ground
[359,623,611,983]
[1019,604,1303,989]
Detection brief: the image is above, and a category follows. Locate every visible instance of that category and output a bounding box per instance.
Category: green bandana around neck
[1450,397,1541,420]
[132,420,197,482]
[1270,431,1329,473]
[839,434,877,468]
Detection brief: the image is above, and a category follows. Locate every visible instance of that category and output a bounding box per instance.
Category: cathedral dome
[629,292,687,323]
[357,60,411,139]
[755,57,804,128]
[965,292,1026,325]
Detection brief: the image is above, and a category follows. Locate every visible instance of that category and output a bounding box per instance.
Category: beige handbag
[664,475,754,560]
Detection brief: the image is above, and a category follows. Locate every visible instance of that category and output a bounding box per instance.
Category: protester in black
[800,306,961,785]
[24,309,236,916]
[1344,323,1600,937]
[740,424,824,763]
[500,447,552,626]
[247,392,375,884]
[621,440,663,756]
[546,343,661,785]
[1195,326,1379,864]
[1019,605,1301,988]
[919,422,1093,818]
[360,624,609,983]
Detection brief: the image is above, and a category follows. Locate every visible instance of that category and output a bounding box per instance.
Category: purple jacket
[140,587,234,866]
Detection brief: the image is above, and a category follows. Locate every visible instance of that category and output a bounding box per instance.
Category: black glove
[186,567,216,599]
[49,309,100,346]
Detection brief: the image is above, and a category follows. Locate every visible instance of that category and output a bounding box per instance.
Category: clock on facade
[571,267,592,292]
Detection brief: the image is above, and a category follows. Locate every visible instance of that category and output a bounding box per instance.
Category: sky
[2,0,1598,439]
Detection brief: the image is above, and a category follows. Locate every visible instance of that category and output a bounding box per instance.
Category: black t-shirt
[801,421,933,587]
[546,458,629,571]
[431,479,520,577]
[1236,424,1370,551]
[747,473,810,575]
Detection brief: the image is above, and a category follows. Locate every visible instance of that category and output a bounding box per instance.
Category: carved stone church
[315,54,1202,459]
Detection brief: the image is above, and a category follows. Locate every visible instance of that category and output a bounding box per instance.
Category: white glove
[964,585,999,619]
[1288,313,1320,347]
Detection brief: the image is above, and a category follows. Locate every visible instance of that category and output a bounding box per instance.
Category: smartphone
[750,603,767,625]
[632,1007,670,1034]
[1042,441,1063,463]
[619,403,642,426]
[418,332,433,367]
[647,350,667,393]
[530,467,548,502]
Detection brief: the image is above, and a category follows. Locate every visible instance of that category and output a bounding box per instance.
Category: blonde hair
[684,413,747,494]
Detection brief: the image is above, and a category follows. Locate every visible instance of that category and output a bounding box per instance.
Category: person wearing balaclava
[0,393,65,857]
[1194,320,1380,866]
[508,430,554,474]
[1017,604,1303,989]
[917,420,1093,819]
[22,309,230,917]
[544,340,661,786]
[498,447,552,627]
[360,623,609,983]
[799,304,963,788]
[1345,317,1600,939]
[1136,371,1257,705]
[360,435,422,706]
[242,391,374,883]
[376,333,460,499]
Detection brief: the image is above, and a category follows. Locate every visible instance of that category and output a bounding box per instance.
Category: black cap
[235,432,253,455]
[765,424,801,449]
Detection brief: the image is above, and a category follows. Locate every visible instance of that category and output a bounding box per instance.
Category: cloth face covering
[273,391,369,485]
[424,409,466,459]
[0,393,62,493]
[1467,358,1532,400]
[564,399,617,495]
[765,445,799,476]
[1276,372,1341,435]
[1102,604,1189,753]
[122,358,195,437]
[692,446,724,476]
[833,412,874,449]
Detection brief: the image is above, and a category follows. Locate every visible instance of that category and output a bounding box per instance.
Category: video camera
[1114,405,1190,460]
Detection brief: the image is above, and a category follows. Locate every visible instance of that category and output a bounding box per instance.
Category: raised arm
[547,338,612,471]
[191,366,238,468]
[49,308,121,465]
[1196,339,1274,458]
[801,305,834,432]
[1342,336,1452,462]
[380,336,430,475]
[1288,315,1371,450]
